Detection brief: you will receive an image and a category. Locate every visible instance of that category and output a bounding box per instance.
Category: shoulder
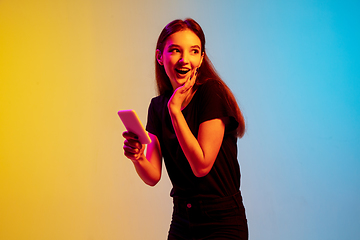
[149,94,170,108]
[199,79,221,89]
[196,79,227,98]
[148,94,171,120]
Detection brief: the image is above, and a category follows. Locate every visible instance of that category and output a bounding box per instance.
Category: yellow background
[1,1,173,239]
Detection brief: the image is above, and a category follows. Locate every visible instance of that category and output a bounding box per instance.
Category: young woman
[123,18,248,239]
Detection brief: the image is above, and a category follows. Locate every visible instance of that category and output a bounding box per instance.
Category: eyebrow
[191,45,201,49]
[167,44,201,49]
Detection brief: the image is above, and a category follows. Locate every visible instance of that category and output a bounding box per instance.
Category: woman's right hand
[122,131,145,162]
[168,67,198,114]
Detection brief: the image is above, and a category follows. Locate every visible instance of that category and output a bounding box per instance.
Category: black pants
[168,192,248,240]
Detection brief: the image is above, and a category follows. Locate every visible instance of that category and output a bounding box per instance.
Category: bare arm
[123,132,162,186]
[167,70,225,177]
[169,109,225,177]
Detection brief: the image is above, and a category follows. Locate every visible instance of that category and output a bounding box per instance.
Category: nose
[179,52,190,64]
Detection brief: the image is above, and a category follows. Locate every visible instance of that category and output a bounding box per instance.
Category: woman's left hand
[167,68,198,113]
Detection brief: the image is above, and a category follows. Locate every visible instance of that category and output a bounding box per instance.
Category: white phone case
[118,109,152,144]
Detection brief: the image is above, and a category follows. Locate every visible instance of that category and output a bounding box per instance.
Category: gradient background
[1,0,359,239]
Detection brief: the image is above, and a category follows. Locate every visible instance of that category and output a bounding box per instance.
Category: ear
[156,49,163,65]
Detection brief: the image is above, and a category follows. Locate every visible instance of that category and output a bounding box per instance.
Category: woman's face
[157,29,204,90]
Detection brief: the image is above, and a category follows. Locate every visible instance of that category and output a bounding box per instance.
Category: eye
[169,48,180,53]
[192,49,200,54]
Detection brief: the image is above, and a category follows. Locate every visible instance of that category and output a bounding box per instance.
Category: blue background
[184,1,360,239]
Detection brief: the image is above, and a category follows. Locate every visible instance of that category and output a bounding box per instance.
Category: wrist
[168,105,182,117]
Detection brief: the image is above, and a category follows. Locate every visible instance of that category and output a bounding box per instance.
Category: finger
[123,131,139,140]
[124,139,145,152]
[180,82,191,94]
[192,67,197,80]
[124,139,142,150]
[123,144,140,154]
[185,75,196,92]
[124,150,139,161]
[181,72,196,93]
[124,143,145,161]
[187,68,198,87]
[192,67,199,82]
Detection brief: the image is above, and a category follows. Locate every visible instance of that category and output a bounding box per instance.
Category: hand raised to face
[167,67,199,113]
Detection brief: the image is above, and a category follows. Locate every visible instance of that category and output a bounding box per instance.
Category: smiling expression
[157,29,204,91]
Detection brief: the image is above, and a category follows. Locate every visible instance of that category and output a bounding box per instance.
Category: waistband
[173,191,243,209]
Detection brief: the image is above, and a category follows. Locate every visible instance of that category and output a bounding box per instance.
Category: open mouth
[175,68,191,75]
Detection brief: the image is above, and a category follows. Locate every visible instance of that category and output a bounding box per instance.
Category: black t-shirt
[146,79,241,198]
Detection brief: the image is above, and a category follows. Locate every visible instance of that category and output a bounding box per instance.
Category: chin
[171,78,184,86]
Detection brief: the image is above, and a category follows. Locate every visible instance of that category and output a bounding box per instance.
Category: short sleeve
[198,80,239,132]
[146,98,160,137]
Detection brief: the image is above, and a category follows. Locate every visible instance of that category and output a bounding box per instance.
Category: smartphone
[117,109,152,144]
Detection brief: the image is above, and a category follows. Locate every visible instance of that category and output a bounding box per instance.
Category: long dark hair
[155,18,245,138]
